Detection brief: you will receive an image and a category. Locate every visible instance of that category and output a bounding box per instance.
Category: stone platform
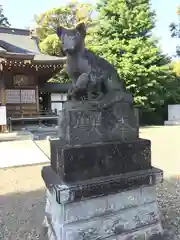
[164,104,180,125]
[50,138,151,182]
[42,166,162,203]
[42,166,163,240]
[164,120,180,125]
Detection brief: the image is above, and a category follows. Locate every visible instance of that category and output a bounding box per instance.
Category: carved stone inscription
[58,102,139,145]
[70,110,101,131]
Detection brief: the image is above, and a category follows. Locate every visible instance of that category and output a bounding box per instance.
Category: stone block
[58,101,138,146]
[45,222,163,240]
[62,204,159,240]
[50,138,151,182]
[42,166,163,204]
[44,185,157,225]
[43,186,163,240]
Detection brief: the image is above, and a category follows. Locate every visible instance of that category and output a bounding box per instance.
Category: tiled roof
[0,27,65,64]
[0,27,40,54]
[0,46,6,52]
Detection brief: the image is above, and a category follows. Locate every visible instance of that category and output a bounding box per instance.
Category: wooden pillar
[0,65,8,132]
[34,74,40,113]
[36,85,39,112]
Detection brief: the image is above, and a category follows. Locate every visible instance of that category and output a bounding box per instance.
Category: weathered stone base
[50,138,151,182]
[42,185,163,240]
[164,120,180,125]
[41,166,163,202]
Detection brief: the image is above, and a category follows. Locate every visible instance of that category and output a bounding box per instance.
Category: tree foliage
[34,0,180,117]
[0,5,10,27]
[34,1,94,83]
[35,1,94,56]
[90,0,180,110]
[171,60,180,77]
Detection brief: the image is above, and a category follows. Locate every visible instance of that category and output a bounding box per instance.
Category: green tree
[0,5,10,27]
[90,0,180,111]
[35,1,94,56]
[34,1,94,82]
[172,61,180,76]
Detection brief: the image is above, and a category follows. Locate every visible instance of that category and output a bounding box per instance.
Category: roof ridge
[0,27,31,36]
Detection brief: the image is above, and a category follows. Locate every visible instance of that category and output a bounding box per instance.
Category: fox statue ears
[76,22,86,37]
[57,22,86,37]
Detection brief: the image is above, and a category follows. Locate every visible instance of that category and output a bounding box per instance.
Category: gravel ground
[0,164,47,240]
[157,178,180,240]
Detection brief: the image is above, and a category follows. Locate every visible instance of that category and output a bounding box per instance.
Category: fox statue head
[57,22,86,55]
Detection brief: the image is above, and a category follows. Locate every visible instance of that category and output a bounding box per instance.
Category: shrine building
[0,26,66,132]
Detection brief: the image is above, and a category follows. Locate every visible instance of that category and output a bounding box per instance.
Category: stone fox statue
[56,22,132,107]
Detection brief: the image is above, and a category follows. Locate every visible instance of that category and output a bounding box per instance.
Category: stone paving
[0,140,49,168]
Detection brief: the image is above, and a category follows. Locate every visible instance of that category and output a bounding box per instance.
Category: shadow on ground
[0,188,45,240]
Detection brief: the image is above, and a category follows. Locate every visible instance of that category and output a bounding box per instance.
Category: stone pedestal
[164,104,180,125]
[41,101,163,239]
[50,138,151,182]
[41,166,163,240]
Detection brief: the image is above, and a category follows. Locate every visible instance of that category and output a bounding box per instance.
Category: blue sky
[2,0,180,56]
